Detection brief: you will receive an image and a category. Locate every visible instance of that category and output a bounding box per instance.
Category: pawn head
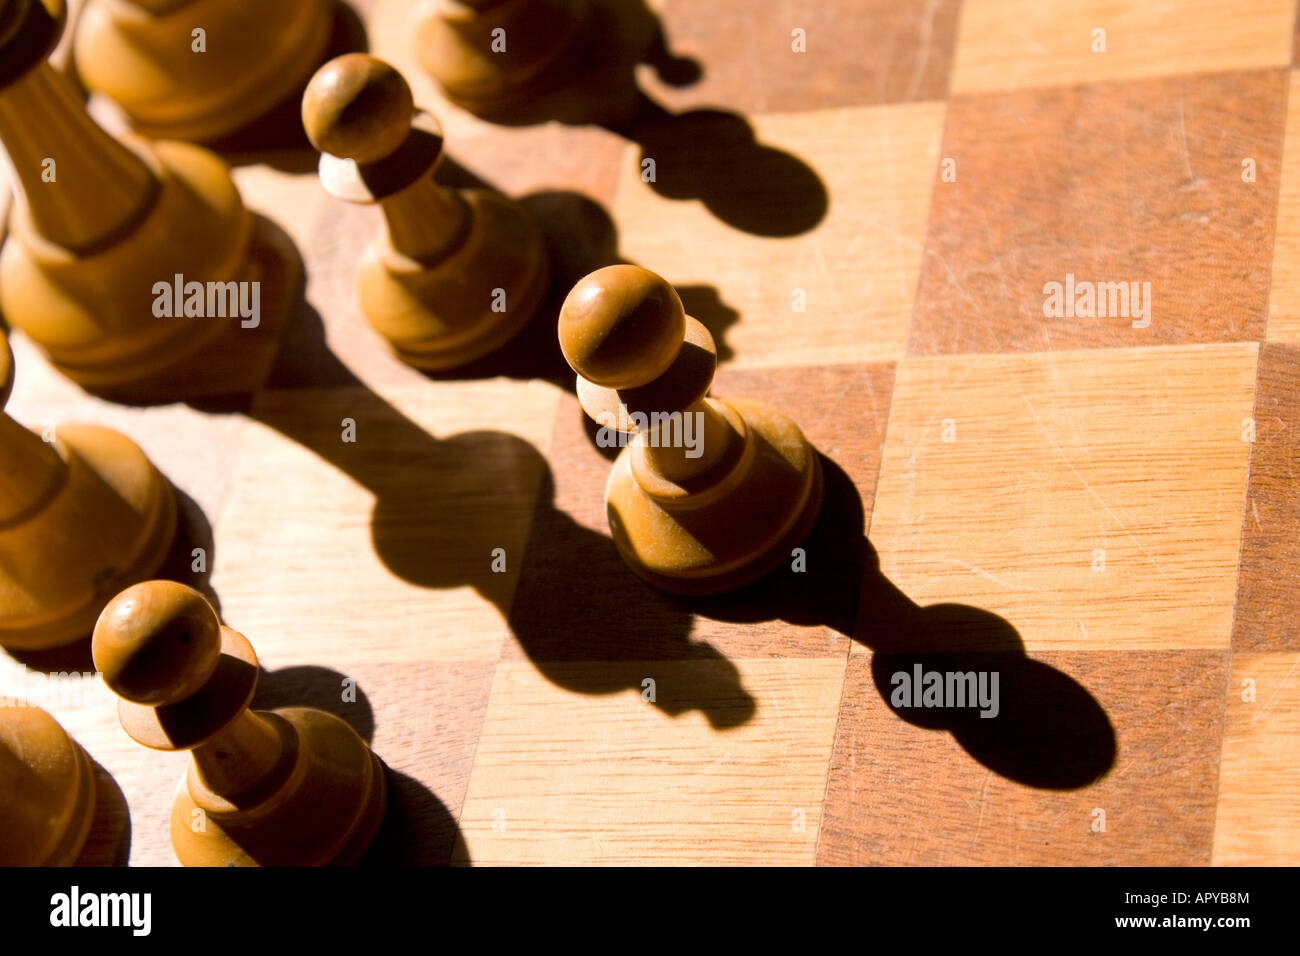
[92,581,223,707]
[302,53,415,164]
[558,265,686,390]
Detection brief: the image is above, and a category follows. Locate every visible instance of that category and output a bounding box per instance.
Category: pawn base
[0,706,97,866]
[416,0,592,113]
[605,397,824,595]
[1,141,298,402]
[420,0,651,128]
[0,426,177,651]
[359,189,549,370]
[77,215,301,402]
[170,707,388,867]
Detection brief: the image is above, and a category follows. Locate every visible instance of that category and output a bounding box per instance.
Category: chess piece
[302,53,548,369]
[412,0,655,126]
[414,0,591,114]
[73,0,334,142]
[0,336,176,651]
[0,704,96,865]
[0,0,296,399]
[93,581,388,866]
[559,265,824,594]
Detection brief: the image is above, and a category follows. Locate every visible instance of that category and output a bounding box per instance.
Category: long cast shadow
[251,297,754,730]
[684,455,1117,790]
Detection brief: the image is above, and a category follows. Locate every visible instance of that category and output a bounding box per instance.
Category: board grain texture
[2,0,1297,866]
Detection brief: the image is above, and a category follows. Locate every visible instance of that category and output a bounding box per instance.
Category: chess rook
[559,265,824,594]
[303,53,549,369]
[0,0,294,398]
[0,705,96,866]
[74,0,333,142]
[0,336,176,650]
[93,581,388,867]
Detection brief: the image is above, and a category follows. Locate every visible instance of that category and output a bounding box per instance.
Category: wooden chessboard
[4,0,1299,866]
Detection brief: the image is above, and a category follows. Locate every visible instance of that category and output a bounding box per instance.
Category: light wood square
[1213,652,1300,865]
[456,658,845,864]
[612,102,946,369]
[210,379,560,667]
[864,344,1257,653]
[951,0,1294,95]
[1267,71,1300,343]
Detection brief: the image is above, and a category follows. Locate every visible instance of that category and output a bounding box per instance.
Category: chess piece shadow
[251,304,755,730]
[3,485,217,675]
[623,99,830,238]
[685,454,1117,789]
[431,0,827,237]
[76,755,132,866]
[503,461,758,730]
[156,486,222,618]
[416,177,741,383]
[254,663,467,865]
[255,664,375,741]
[161,1,370,173]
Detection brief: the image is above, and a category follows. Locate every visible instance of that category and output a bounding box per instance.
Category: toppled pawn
[302,53,549,370]
[93,581,388,866]
[74,0,334,142]
[0,705,96,865]
[558,265,824,594]
[0,335,176,651]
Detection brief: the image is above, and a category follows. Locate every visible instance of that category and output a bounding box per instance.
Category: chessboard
[3,0,1299,866]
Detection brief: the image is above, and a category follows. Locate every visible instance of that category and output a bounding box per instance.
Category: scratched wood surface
[2,0,1298,866]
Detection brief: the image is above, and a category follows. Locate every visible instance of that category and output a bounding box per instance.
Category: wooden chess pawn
[0,336,176,651]
[0,0,295,399]
[73,0,334,142]
[0,704,96,865]
[302,53,549,369]
[559,265,824,594]
[92,581,388,866]
[413,0,592,114]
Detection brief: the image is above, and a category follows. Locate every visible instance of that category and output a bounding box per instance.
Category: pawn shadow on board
[252,299,755,732]
[254,663,468,866]
[682,455,1118,790]
[443,0,828,237]
[75,754,131,866]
